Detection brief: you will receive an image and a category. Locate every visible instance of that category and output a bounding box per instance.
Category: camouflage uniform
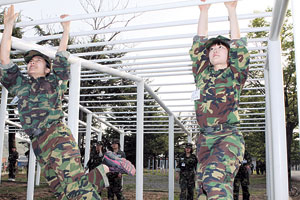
[233,151,252,200]
[189,35,250,199]
[176,149,198,200]
[107,149,126,200]
[0,51,108,200]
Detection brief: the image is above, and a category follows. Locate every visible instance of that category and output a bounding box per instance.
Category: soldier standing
[86,141,106,172]
[0,5,135,199]
[189,0,249,199]
[176,143,198,200]
[233,150,252,200]
[8,147,19,181]
[107,139,126,200]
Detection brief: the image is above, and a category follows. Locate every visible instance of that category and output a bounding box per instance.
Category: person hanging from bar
[0,5,135,200]
[189,0,250,199]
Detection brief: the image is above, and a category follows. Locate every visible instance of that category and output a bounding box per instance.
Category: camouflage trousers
[179,171,196,200]
[196,126,245,200]
[31,122,109,200]
[107,172,125,200]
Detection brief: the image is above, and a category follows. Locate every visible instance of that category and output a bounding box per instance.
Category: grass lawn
[1,170,299,199]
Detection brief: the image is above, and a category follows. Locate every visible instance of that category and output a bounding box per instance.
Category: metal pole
[0,87,8,182]
[264,63,274,200]
[120,132,125,151]
[152,157,155,171]
[84,113,92,169]
[269,0,290,41]
[35,164,41,186]
[98,126,103,141]
[68,61,82,141]
[168,115,174,200]
[188,133,192,143]
[27,142,36,200]
[0,0,36,6]
[136,81,144,200]
[267,39,289,199]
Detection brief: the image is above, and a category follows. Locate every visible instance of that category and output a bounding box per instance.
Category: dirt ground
[0,172,300,200]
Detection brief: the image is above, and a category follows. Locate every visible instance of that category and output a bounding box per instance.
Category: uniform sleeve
[193,154,197,171]
[228,37,250,85]
[52,51,70,92]
[0,61,26,96]
[189,35,209,83]
[52,51,70,79]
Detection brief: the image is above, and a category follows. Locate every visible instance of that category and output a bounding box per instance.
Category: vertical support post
[267,39,289,199]
[98,126,103,141]
[152,157,155,171]
[264,65,274,200]
[136,81,144,200]
[291,0,300,160]
[120,132,125,151]
[35,164,41,186]
[27,142,36,200]
[0,87,8,182]
[187,133,192,143]
[168,115,174,200]
[84,113,92,168]
[68,61,82,141]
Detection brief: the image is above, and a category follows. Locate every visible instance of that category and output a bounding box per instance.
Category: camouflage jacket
[0,51,70,136]
[176,153,197,173]
[189,35,250,128]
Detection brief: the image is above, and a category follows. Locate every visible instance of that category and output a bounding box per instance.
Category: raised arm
[0,5,19,65]
[57,14,71,52]
[224,0,240,39]
[197,0,211,37]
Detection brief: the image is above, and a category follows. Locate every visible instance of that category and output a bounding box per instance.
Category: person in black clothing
[86,141,106,171]
[8,147,19,181]
[176,143,198,200]
[233,150,252,200]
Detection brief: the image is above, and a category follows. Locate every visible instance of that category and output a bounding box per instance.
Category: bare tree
[79,0,140,42]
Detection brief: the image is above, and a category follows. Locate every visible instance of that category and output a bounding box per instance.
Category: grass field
[0,170,299,199]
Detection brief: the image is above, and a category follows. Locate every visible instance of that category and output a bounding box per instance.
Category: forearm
[228,8,240,39]
[0,25,13,65]
[57,28,70,52]
[197,9,209,37]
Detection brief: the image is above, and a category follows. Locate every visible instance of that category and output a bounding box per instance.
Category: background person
[233,150,252,200]
[86,141,106,171]
[8,147,19,181]
[107,139,126,200]
[176,143,198,200]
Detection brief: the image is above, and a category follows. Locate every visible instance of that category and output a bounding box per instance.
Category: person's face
[111,143,119,150]
[96,145,102,152]
[27,56,50,79]
[185,147,191,153]
[208,44,229,66]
